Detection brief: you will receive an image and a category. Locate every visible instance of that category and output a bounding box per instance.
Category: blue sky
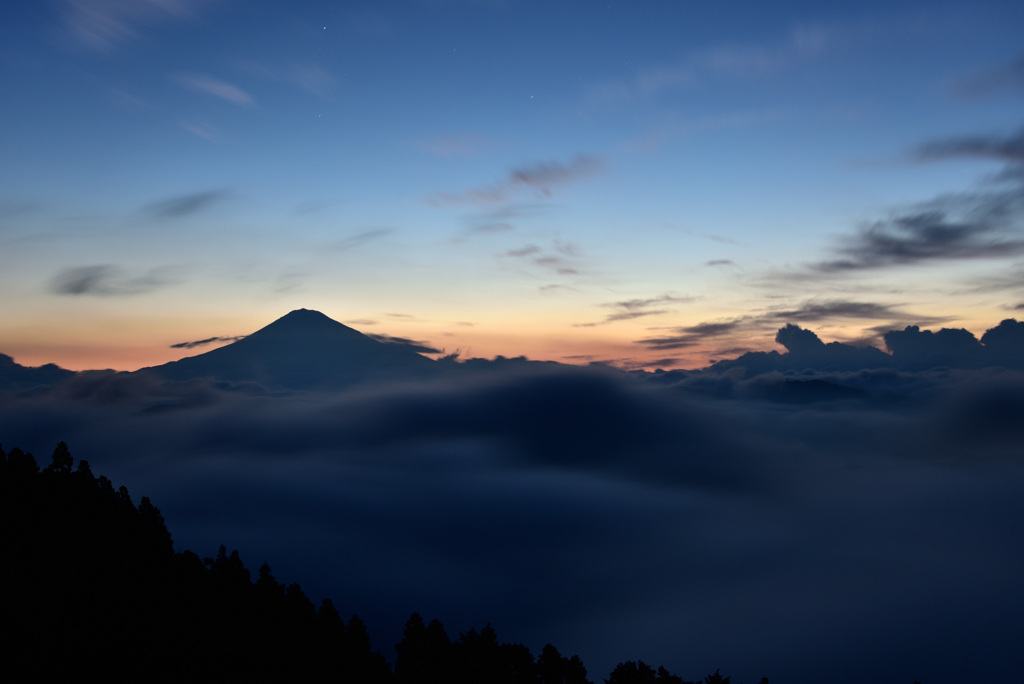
[2,0,1023,370]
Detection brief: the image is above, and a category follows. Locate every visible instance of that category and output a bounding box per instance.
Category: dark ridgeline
[0,352,75,391]
[140,308,439,390]
[1,441,753,683]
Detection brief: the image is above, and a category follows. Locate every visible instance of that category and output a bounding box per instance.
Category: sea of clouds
[2,359,1023,683]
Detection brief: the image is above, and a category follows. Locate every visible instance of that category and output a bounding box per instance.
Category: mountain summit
[143,309,436,390]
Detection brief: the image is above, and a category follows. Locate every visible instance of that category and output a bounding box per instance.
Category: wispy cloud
[957,266,1024,294]
[238,62,335,98]
[145,190,226,218]
[635,320,745,351]
[330,228,393,251]
[812,186,1024,273]
[50,265,179,297]
[508,157,604,196]
[500,241,581,276]
[366,334,440,354]
[180,121,219,141]
[0,199,42,221]
[916,128,1024,164]
[951,55,1024,98]
[170,335,246,350]
[503,245,541,258]
[622,109,785,152]
[597,25,829,101]
[172,73,255,107]
[633,299,941,351]
[762,301,908,322]
[427,155,604,207]
[461,203,554,236]
[417,133,494,159]
[577,295,694,326]
[60,0,211,52]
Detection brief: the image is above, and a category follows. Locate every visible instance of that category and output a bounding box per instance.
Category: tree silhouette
[606,660,658,684]
[44,441,72,473]
[2,439,772,683]
[396,612,430,684]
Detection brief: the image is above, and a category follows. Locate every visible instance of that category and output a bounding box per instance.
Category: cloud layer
[2,358,1023,683]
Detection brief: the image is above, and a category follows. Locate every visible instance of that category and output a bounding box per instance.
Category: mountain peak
[254,309,358,336]
[144,309,436,389]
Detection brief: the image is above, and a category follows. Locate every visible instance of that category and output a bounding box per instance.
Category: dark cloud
[504,245,542,258]
[626,357,684,370]
[702,319,1024,378]
[792,120,1024,277]
[508,156,604,196]
[501,242,580,275]
[50,265,177,296]
[705,259,735,267]
[145,190,226,218]
[470,222,514,234]
[427,156,603,206]
[813,186,1024,272]
[365,334,441,354]
[634,300,941,354]
[330,228,393,251]
[597,295,693,324]
[636,321,743,350]
[764,300,911,322]
[952,55,1024,97]
[916,128,1024,164]
[170,336,247,350]
[539,284,574,294]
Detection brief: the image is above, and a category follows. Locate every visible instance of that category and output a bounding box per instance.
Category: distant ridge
[0,354,75,391]
[142,309,437,390]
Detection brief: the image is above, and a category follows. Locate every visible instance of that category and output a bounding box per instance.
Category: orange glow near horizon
[2,304,1018,373]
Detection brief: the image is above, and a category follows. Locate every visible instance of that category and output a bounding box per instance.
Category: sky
[2,0,1024,371]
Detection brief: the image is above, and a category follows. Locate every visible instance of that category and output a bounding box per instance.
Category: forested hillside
[1,441,756,683]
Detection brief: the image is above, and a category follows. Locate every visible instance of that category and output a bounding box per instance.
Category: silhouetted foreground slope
[1,442,758,684]
[2,442,392,681]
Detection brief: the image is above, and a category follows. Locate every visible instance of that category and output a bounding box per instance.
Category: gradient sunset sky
[2,0,1022,371]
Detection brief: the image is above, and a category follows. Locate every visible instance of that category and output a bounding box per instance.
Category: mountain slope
[142,309,437,390]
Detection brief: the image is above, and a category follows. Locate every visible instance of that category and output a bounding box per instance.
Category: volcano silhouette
[144,309,437,389]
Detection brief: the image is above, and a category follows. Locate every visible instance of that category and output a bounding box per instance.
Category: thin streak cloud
[60,0,211,52]
[145,190,226,218]
[427,155,604,207]
[172,73,255,107]
[170,335,247,349]
[50,265,180,297]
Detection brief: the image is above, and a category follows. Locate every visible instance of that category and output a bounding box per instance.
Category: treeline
[1,442,760,683]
